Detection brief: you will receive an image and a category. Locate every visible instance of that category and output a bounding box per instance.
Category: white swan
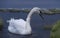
[7,7,43,35]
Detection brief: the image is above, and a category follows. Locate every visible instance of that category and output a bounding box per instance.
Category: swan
[7,7,44,35]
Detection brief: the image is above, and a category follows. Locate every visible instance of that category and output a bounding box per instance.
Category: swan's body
[8,19,31,35]
[7,7,42,35]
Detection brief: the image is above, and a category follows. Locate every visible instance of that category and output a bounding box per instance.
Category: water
[0,12,60,38]
[0,0,60,38]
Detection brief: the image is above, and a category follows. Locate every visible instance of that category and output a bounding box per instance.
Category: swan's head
[32,7,41,13]
[32,7,44,19]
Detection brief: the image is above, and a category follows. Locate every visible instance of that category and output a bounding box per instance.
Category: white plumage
[7,7,42,35]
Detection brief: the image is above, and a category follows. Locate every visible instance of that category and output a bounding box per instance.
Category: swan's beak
[39,11,44,20]
[39,14,44,20]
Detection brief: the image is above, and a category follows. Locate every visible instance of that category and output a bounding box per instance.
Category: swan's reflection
[8,31,39,38]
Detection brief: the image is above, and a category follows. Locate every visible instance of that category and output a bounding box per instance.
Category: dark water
[0,0,60,38]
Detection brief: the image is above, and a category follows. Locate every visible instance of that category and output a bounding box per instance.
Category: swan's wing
[14,19,26,28]
[13,19,26,34]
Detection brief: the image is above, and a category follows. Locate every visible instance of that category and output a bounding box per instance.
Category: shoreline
[0,8,60,15]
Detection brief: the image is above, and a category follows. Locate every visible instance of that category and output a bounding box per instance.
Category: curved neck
[26,11,34,24]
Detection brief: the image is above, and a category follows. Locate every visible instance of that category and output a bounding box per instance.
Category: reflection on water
[7,32,38,38]
[3,29,48,38]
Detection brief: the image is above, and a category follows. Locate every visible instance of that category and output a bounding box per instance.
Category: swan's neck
[26,11,34,24]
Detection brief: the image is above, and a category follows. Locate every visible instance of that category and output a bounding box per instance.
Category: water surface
[0,12,60,38]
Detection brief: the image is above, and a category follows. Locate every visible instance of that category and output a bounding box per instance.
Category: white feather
[7,7,41,35]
